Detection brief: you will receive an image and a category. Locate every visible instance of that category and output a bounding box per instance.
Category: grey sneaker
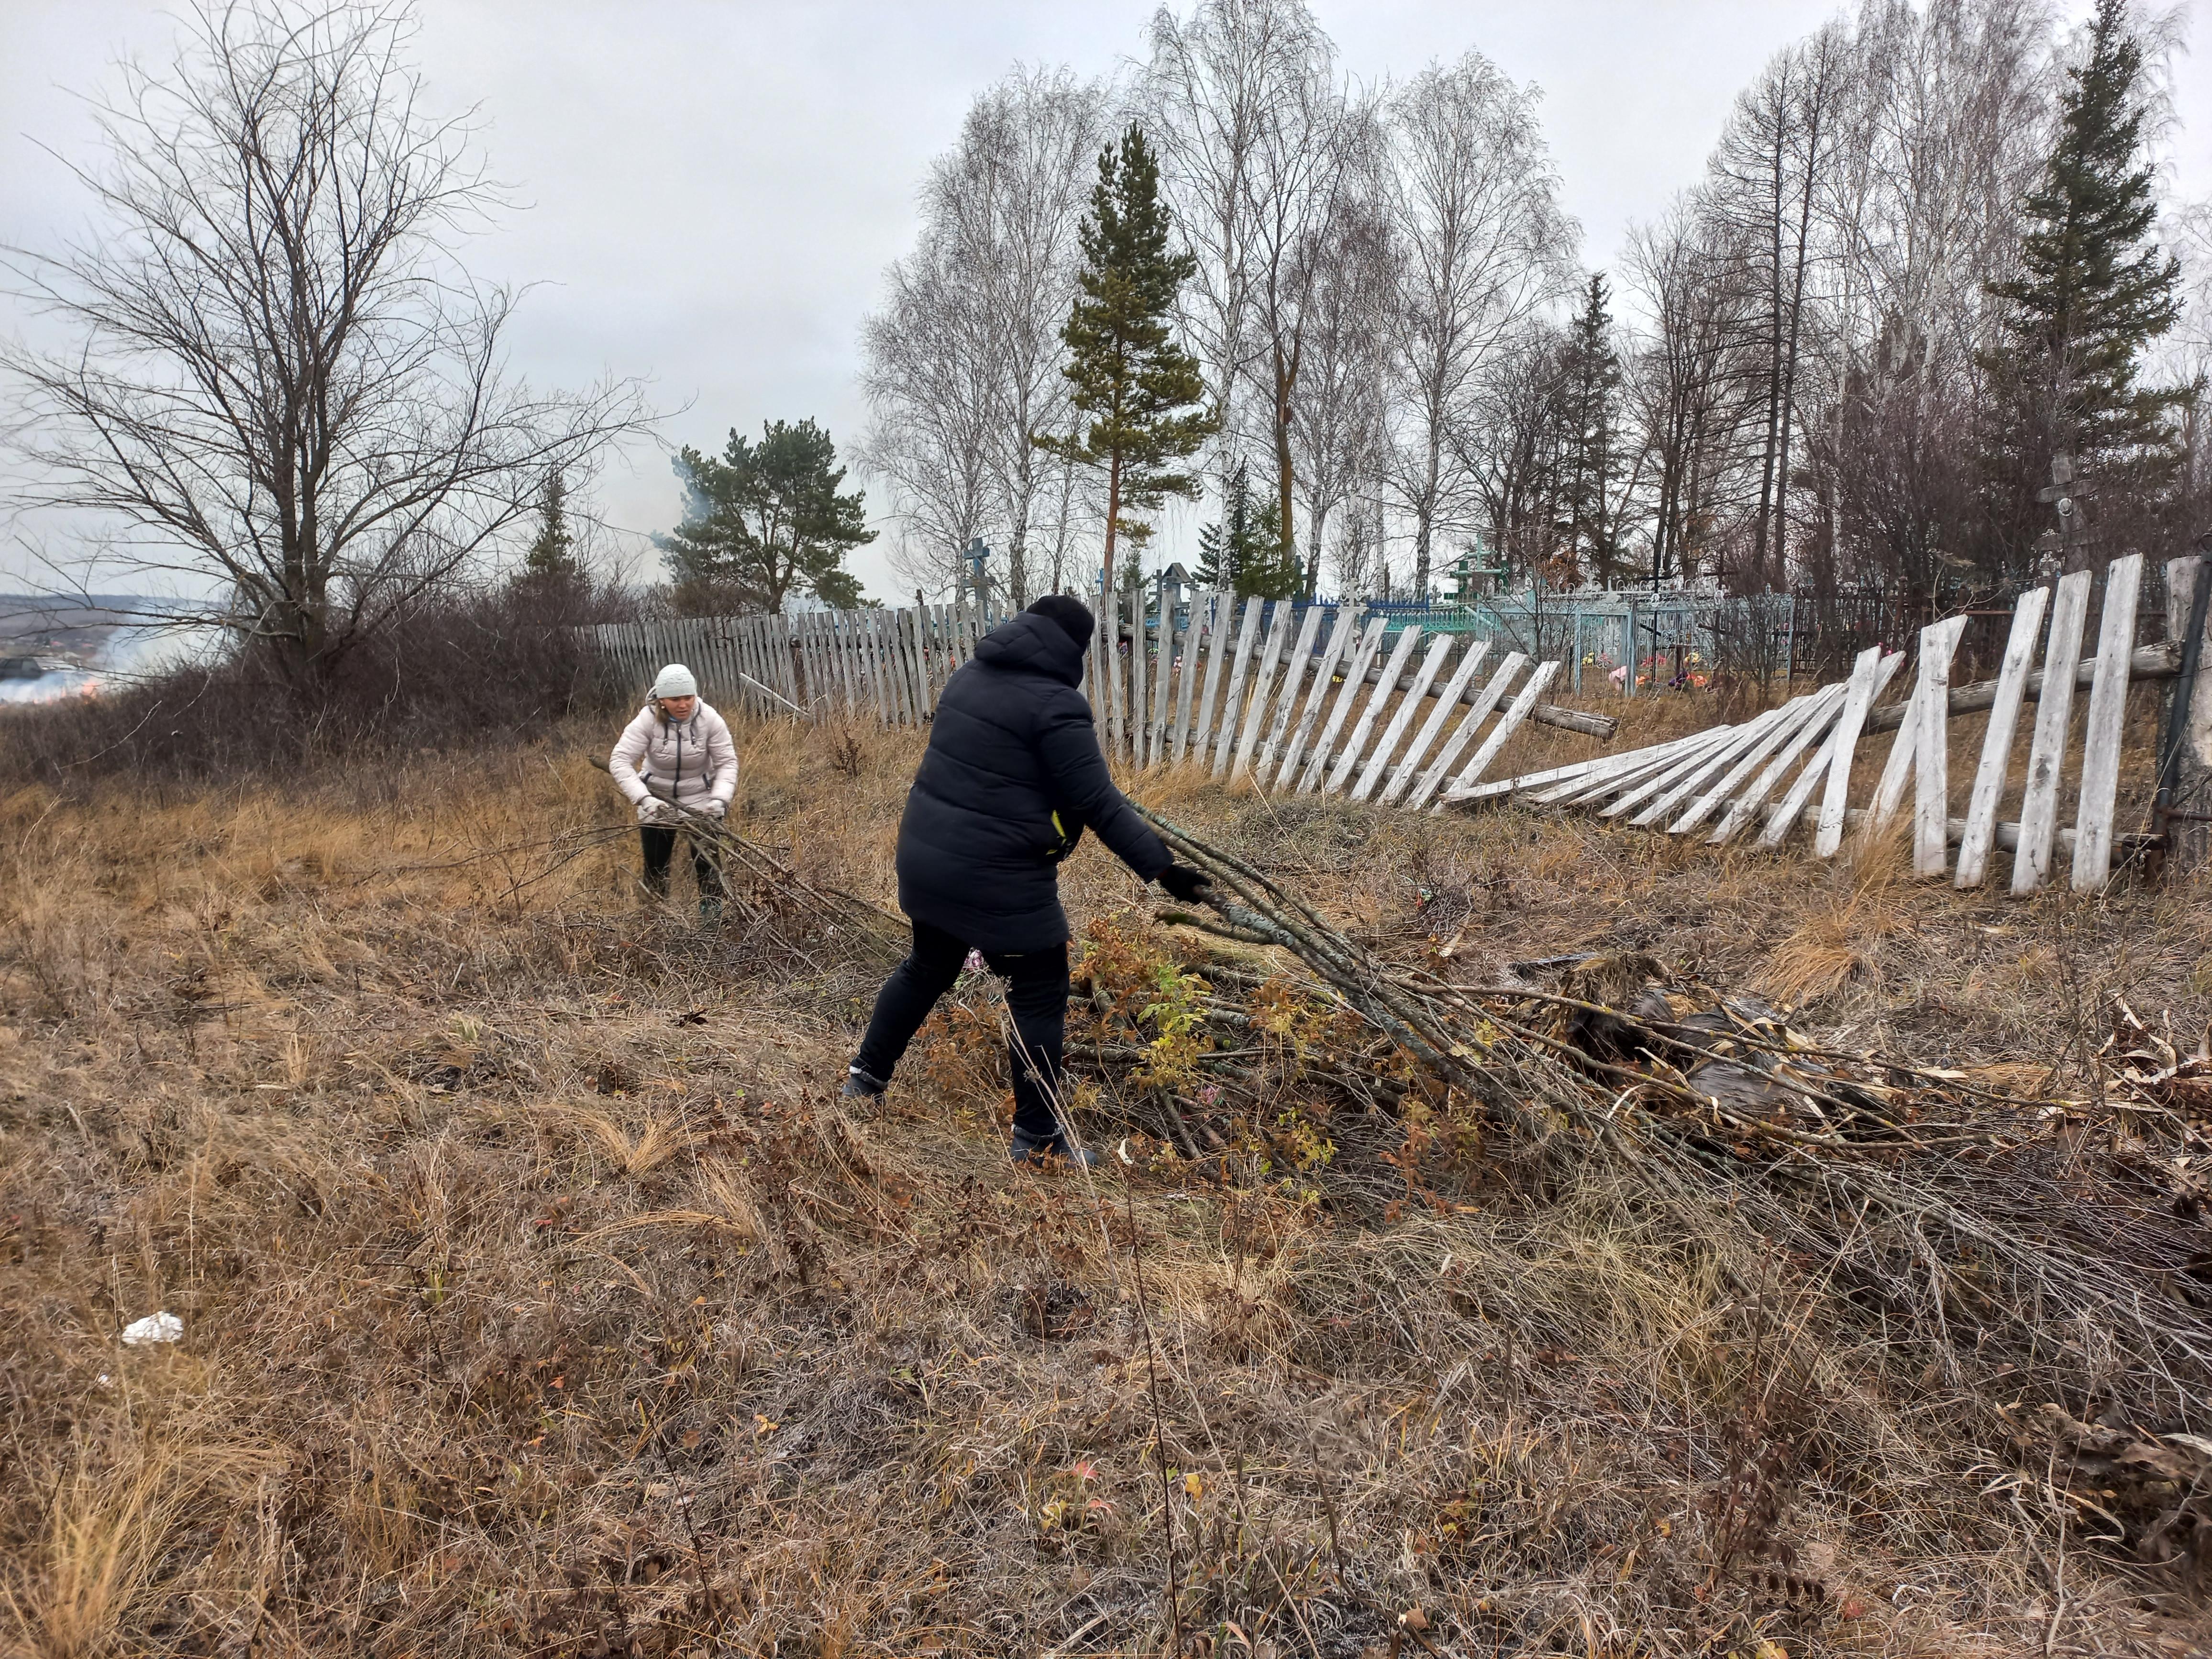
[841,1065,888,1100]
[1009,1127,1099,1169]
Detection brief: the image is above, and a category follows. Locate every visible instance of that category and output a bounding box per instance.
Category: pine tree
[1982,0,2181,565]
[1036,125,1215,599]
[659,420,874,614]
[1557,274,1625,588]
[522,470,580,582]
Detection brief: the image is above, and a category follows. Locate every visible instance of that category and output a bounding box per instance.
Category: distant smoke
[0,623,193,705]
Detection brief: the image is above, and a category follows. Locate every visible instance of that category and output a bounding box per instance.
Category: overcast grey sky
[3,0,2205,599]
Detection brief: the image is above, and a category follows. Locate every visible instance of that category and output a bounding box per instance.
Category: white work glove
[636,797,679,827]
[698,798,728,820]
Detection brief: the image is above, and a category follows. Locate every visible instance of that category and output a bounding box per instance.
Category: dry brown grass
[2,710,2209,1656]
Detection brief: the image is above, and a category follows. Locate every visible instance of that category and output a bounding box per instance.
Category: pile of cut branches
[1071,810,2212,1569]
[587,755,906,963]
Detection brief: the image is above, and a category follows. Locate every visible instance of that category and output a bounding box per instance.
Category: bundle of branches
[1115,808,2212,1556]
[587,756,905,963]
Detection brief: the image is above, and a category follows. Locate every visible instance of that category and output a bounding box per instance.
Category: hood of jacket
[974,610,1084,686]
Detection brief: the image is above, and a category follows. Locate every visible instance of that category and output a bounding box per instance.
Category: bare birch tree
[858,67,1109,601]
[0,0,644,704]
[1145,0,1363,562]
[1383,53,1574,597]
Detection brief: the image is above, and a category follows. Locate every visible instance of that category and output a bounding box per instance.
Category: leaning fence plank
[2071,551,2145,889]
[1323,625,1423,795]
[1442,659,1561,801]
[1273,608,1359,790]
[1562,723,1747,809]
[1155,602,1181,764]
[1210,597,1265,775]
[1103,590,1127,758]
[1954,586,2051,888]
[1912,615,1971,875]
[2012,569,2094,894]
[1762,650,1902,850]
[1609,716,1770,823]
[1631,704,1801,828]
[1298,617,1392,793]
[801,613,825,710]
[1514,727,1714,808]
[1171,593,1207,763]
[884,611,913,726]
[837,610,862,712]
[1382,640,1491,806]
[1258,605,1327,775]
[1232,603,1293,781]
[1131,589,1149,763]
[1407,653,1527,811]
[1354,631,1452,801]
[1187,592,1236,765]
[1805,650,1893,858]
[896,608,921,721]
[1670,692,1825,834]
[1703,682,1846,843]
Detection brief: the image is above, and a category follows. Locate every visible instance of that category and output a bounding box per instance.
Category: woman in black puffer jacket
[847,595,1211,1163]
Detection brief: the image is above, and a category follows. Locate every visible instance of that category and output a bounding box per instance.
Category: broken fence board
[1814,646,1884,858]
[1254,604,1327,777]
[1669,692,1828,835]
[1954,586,2050,889]
[2071,552,2145,889]
[1212,597,1266,776]
[2012,570,2094,895]
[1767,648,1904,851]
[1353,631,1454,802]
[1704,681,1849,845]
[1626,702,1796,828]
[1382,640,1492,807]
[1441,659,1560,802]
[1298,618,1392,793]
[1326,625,1425,795]
[1597,721,1749,820]
[1273,613,1364,790]
[1912,616,1970,877]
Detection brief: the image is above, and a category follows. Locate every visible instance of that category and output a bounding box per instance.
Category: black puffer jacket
[896,609,1171,952]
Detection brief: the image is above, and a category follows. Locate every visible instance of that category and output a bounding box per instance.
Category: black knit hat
[1026,594,1095,651]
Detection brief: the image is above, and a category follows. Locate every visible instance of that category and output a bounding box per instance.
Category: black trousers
[639,826,725,899]
[855,919,1070,1141]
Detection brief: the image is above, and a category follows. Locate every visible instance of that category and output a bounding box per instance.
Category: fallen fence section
[1450,555,2201,894]
[590,593,1621,803]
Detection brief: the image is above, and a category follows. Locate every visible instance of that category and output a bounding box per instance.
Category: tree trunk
[1274,345,1297,585]
[1102,452,1122,604]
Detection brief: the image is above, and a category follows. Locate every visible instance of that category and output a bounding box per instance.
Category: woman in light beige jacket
[608,663,737,914]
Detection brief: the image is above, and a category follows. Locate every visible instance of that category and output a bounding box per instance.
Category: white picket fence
[591,592,1615,808]
[1456,553,2194,893]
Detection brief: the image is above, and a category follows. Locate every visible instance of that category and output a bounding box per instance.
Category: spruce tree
[522,469,580,582]
[1196,462,1291,597]
[1036,125,1215,600]
[1557,274,1625,588]
[1983,0,2180,564]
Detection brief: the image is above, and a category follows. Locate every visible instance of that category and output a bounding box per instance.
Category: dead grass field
[2,702,2209,1659]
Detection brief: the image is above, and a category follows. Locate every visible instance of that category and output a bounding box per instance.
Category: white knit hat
[652,663,697,699]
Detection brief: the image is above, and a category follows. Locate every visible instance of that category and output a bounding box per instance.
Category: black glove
[1156,863,1215,904]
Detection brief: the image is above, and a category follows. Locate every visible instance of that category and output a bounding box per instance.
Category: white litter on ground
[120,1311,183,1345]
